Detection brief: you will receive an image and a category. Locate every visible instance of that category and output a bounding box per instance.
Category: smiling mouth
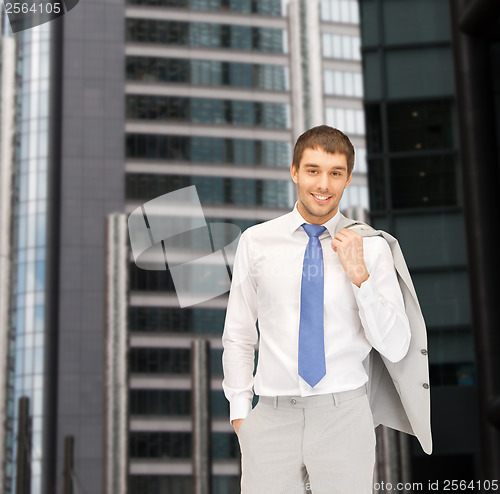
[311,193,332,204]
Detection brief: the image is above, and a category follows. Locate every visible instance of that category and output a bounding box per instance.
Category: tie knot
[302,223,326,238]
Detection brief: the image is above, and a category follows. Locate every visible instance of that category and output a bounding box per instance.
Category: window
[126,95,290,129]
[340,185,369,210]
[324,70,363,97]
[129,476,192,494]
[125,174,292,208]
[381,0,451,45]
[354,147,367,173]
[387,100,454,152]
[320,0,359,24]
[130,432,191,458]
[325,108,365,135]
[125,0,283,15]
[129,390,191,415]
[394,213,467,269]
[413,271,471,327]
[125,134,291,167]
[322,33,361,60]
[126,20,285,53]
[128,307,226,334]
[129,348,224,376]
[126,57,290,91]
[385,47,455,99]
[390,155,459,209]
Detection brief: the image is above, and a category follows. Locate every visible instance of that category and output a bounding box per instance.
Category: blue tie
[299,223,327,387]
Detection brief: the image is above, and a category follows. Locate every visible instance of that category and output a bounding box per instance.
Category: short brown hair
[292,125,355,176]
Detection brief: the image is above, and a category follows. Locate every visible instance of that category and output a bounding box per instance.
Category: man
[222,126,430,494]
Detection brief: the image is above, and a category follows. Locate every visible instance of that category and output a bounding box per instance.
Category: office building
[122,0,368,492]
[359,0,500,483]
[0,0,369,492]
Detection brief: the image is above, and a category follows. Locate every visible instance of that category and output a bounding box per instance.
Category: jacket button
[423,383,429,389]
[421,349,428,355]
[291,399,297,405]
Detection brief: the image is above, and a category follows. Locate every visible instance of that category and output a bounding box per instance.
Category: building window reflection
[126,19,285,53]
[320,0,360,24]
[129,475,193,494]
[125,0,283,16]
[129,347,223,375]
[325,107,365,135]
[386,99,454,152]
[129,307,227,334]
[130,432,192,459]
[129,389,229,416]
[126,57,290,91]
[125,173,291,206]
[322,33,361,60]
[125,134,291,167]
[7,22,53,493]
[324,70,363,97]
[126,95,290,129]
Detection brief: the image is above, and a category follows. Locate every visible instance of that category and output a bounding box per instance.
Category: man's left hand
[331,228,370,287]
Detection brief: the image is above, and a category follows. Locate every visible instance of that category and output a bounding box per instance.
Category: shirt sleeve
[222,228,259,423]
[351,236,411,363]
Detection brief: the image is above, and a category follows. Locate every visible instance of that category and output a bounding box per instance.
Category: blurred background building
[359,0,500,485]
[0,0,498,493]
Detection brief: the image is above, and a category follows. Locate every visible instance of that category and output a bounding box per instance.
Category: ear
[290,163,298,184]
[344,172,352,189]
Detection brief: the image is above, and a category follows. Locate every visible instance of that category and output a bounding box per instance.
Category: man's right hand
[232,418,245,435]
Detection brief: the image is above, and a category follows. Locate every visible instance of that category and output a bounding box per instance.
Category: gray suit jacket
[336,214,433,455]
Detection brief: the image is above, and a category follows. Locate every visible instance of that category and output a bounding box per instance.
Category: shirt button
[291,399,297,405]
[423,383,429,389]
[421,349,428,355]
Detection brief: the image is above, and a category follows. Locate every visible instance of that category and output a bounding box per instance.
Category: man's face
[290,147,352,225]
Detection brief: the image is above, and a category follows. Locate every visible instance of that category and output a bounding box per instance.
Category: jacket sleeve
[352,236,411,362]
[221,229,259,423]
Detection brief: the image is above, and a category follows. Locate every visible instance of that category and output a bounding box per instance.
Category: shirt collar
[289,201,341,238]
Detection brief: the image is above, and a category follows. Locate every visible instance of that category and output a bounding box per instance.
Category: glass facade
[325,107,365,135]
[126,57,290,91]
[359,0,476,480]
[360,0,469,387]
[126,173,291,206]
[129,306,227,334]
[129,390,231,418]
[126,95,290,128]
[129,347,223,375]
[129,475,242,494]
[126,19,286,53]
[6,22,53,494]
[125,4,291,492]
[125,0,283,16]
[322,33,361,60]
[125,134,291,166]
[320,0,360,24]
[324,69,363,97]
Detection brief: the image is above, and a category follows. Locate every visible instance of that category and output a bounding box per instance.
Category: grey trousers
[237,386,375,494]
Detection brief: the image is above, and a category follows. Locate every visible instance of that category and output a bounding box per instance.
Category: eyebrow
[303,163,347,171]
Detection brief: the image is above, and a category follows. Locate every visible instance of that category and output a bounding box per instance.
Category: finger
[331,236,343,248]
[339,228,359,239]
[334,232,348,242]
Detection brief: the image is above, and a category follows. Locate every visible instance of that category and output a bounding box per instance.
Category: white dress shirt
[222,203,411,422]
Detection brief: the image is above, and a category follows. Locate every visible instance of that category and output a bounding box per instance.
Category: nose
[316,172,330,192]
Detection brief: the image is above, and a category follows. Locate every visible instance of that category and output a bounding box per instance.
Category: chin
[303,200,336,219]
